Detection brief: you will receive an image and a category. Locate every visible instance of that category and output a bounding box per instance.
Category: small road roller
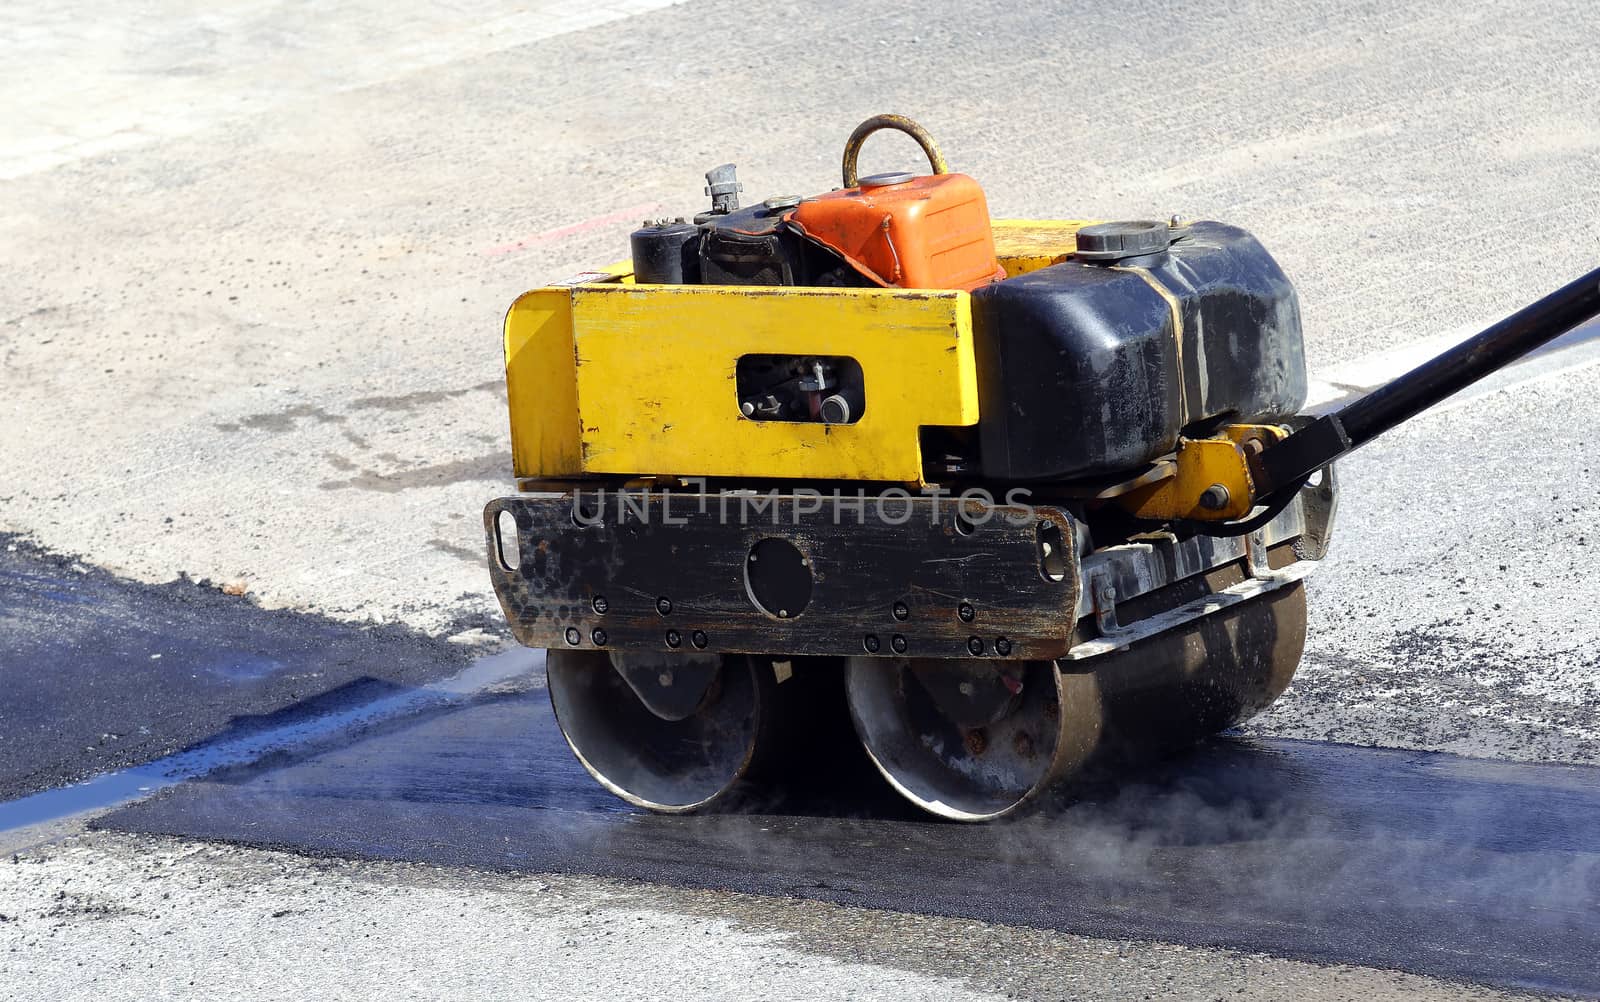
[484,115,1600,821]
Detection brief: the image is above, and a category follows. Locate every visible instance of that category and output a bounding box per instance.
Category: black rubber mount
[1074,220,1173,261]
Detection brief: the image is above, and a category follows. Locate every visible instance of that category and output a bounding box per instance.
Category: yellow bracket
[1114,425,1286,522]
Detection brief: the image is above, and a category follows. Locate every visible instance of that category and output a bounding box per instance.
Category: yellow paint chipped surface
[991,218,1098,276]
[503,289,582,478]
[569,284,978,483]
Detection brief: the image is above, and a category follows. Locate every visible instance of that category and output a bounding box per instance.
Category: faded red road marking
[485,202,661,257]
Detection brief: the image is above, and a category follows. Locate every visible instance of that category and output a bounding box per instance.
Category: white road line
[1305,316,1600,414]
[0,647,544,835]
[1427,342,1600,417]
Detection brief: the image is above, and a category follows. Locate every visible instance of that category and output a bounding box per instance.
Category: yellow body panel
[991,219,1098,277]
[503,289,583,478]
[505,282,980,485]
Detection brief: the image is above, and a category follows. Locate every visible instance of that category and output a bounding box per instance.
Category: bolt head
[892,601,909,621]
[665,629,682,648]
[966,636,984,656]
[1199,484,1231,510]
[957,602,975,623]
[564,627,581,646]
[890,634,907,654]
[863,634,881,653]
[690,630,708,650]
[656,597,673,616]
[995,637,1013,656]
[591,595,609,615]
[590,628,608,646]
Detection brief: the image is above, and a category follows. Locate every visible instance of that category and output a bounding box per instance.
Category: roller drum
[846,583,1307,821]
[546,651,858,812]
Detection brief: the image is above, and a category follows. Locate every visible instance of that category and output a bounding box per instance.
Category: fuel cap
[1075,220,1172,261]
[858,171,918,188]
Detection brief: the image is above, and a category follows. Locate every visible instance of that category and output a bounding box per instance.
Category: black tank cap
[1074,220,1173,261]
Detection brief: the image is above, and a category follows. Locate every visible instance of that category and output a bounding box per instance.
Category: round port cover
[1075,220,1173,261]
[744,538,812,619]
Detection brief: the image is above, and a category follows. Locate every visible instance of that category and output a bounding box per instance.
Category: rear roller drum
[845,656,1087,822]
[846,582,1308,821]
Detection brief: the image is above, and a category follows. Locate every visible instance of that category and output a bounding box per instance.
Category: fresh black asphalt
[0,534,472,799]
[102,681,1600,999]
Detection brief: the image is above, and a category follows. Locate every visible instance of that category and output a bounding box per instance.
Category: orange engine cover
[788,173,1006,291]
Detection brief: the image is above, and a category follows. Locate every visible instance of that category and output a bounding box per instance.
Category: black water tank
[971,221,1306,481]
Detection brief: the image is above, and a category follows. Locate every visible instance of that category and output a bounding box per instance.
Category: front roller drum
[546,649,778,812]
[845,582,1308,821]
[547,650,859,812]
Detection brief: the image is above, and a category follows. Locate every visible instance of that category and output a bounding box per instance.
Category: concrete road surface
[2,0,1599,998]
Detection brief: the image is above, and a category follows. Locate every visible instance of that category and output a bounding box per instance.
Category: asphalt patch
[99,680,1600,998]
[0,533,475,799]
